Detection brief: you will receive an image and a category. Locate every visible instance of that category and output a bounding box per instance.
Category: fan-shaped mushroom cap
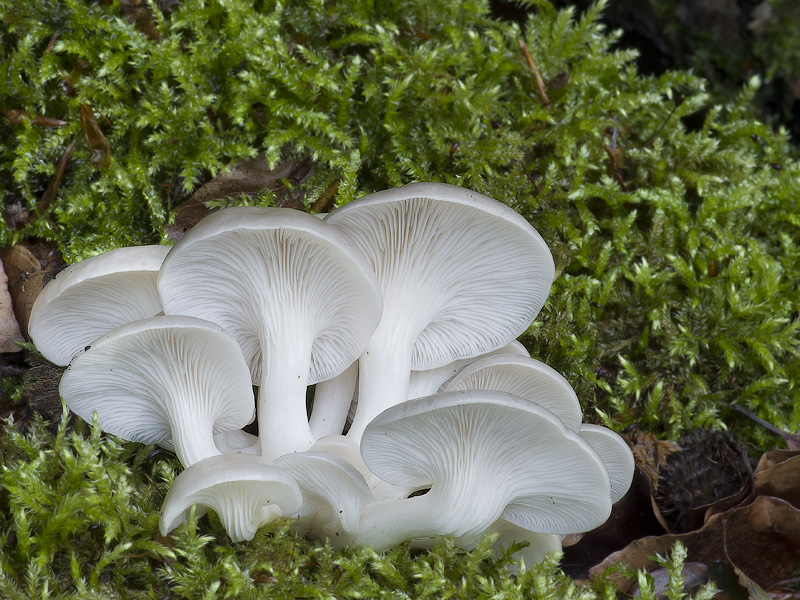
[325,182,554,440]
[408,340,530,400]
[355,390,611,549]
[28,245,169,366]
[311,434,413,501]
[59,315,255,467]
[578,424,635,504]
[214,429,260,456]
[275,450,371,535]
[443,354,582,430]
[158,206,382,458]
[159,454,302,542]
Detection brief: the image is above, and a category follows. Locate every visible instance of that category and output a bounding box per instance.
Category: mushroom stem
[170,407,220,467]
[353,495,437,549]
[346,332,413,443]
[309,361,358,438]
[258,331,315,459]
[353,485,500,550]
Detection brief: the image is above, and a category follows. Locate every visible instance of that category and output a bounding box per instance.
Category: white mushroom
[444,354,634,502]
[275,450,371,539]
[308,361,358,438]
[158,207,383,459]
[354,390,611,550]
[28,245,169,366]
[442,353,583,430]
[214,429,261,456]
[324,182,555,442]
[159,454,302,542]
[59,315,255,467]
[408,340,530,400]
[311,434,413,502]
[578,424,635,504]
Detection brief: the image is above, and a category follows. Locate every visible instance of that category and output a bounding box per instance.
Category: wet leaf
[628,563,709,599]
[79,104,111,169]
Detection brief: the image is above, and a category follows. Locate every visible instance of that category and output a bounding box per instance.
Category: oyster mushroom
[354,390,612,550]
[408,340,530,400]
[578,423,635,504]
[28,245,169,366]
[443,353,583,430]
[159,453,302,542]
[275,450,372,539]
[158,207,383,458]
[324,182,555,442]
[59,315,255,467]
[444,354,634,502]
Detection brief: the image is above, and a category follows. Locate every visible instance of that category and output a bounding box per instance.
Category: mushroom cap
[578,424,635,504]
[157,206,382,385]
[28,245,169,366]
[443,354,583,431]
[59,315,255,464]
[361,390,611,536]
[275,450,371,534]
[408,340,530,400]
[312,434,412,501]
[214,429,261,456]
[159,454,302,542]
[324,182,554,370]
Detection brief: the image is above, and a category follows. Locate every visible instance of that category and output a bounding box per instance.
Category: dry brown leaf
[0,258,24,353]
[166,156,314,241]
[753,452,800,509]
[589,496,800,595]
[0,243,66,338]
[755,449,800,473]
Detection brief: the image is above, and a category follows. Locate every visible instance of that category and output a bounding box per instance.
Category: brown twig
[311,178,340,214]
[518,39,551,109]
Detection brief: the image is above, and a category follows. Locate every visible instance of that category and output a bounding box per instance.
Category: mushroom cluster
[29,182,634,564]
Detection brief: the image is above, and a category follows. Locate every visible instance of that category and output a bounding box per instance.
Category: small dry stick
[311,178,340,214]
[518,39,551,108]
